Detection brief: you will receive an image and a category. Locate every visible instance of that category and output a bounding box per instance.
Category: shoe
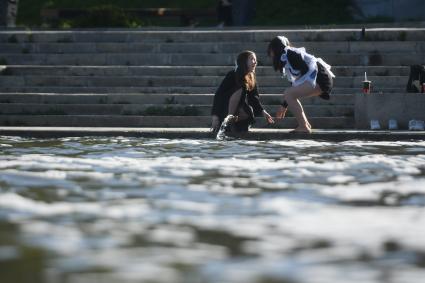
[370,119,381,130]
[409,120,425,131]
[409,120,423,131]
[388,119,398,130]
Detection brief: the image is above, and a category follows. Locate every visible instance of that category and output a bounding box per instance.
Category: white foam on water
[0,143,12,148]
[216,114,236,140]
[327,174,355,184]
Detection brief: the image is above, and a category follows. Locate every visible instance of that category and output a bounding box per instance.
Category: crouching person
[211,50,274,133]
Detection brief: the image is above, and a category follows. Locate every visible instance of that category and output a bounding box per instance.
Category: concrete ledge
[0,127,424,141]
[355,93,425,129]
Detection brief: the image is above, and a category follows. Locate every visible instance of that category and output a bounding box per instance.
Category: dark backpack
[406,65,425,93]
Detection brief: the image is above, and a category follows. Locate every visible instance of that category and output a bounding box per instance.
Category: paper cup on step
[363,80,371,94]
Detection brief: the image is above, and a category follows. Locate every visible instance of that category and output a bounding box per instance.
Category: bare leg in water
[282,81,322,133]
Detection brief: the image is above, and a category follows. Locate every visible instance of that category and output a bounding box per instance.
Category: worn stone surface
[355,93,425,129]
[1,28,424,131]
[0,127,424,141]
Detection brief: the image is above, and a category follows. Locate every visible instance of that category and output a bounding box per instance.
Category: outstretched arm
[248,86,274,124]
[262,109,275,124]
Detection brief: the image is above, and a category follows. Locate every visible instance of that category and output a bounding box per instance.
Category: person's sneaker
[388,119,398,130]
[370,119,381,130]
[408,120,424,131]
[415,120,425,131]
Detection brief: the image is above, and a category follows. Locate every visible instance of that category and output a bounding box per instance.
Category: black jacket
[211,70,264,123]
[286,49,309,76]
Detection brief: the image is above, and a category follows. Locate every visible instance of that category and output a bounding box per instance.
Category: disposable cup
[363,80,371,94]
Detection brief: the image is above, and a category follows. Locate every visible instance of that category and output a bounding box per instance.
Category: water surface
[1,137,425,283]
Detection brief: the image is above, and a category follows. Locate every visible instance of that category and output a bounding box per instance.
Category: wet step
[0,93,356,105]
[0,115,354,128]
[0,52,422,66]
[0,75,408,88]
[0,65,411,77]
[1,41,424,54]
[0,127,423,140]
[1,28,424,43]
[0,103,354,117]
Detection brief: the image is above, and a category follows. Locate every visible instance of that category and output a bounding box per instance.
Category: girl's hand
[263,110,275,124]
[211,115,220,132]
[275,106,288,120]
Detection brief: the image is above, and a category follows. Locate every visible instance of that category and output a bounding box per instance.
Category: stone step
[0,52,422,66]
[0,86,404,94]
[0,115,354,128]
[0,75,408,88]
[0,93,355,105]
[1,41,424,54]
[1,127,424,140]
[0,103,354,117]
[1,28,424,43]
[1,65,410,77]
[0,28,419,131]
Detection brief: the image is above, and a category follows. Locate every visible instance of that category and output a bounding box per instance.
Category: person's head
[236,50,257,74]
[267,36,290,72]
[235,50,257,91]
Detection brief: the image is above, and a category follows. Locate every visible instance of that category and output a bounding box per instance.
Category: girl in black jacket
[268,36,335,133]
[211,50,274,132]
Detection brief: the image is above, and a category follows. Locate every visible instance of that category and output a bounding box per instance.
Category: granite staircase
[0,28,424,129]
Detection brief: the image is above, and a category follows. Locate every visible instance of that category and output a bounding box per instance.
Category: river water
[0,136,425,283]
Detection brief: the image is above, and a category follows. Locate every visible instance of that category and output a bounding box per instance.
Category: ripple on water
[0,137,425,282]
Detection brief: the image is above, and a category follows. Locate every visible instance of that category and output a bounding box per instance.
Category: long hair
[235,50,257,91]
[267,36,291,73]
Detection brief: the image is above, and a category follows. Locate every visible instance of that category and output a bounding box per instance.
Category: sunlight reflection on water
[0,136,425,283]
